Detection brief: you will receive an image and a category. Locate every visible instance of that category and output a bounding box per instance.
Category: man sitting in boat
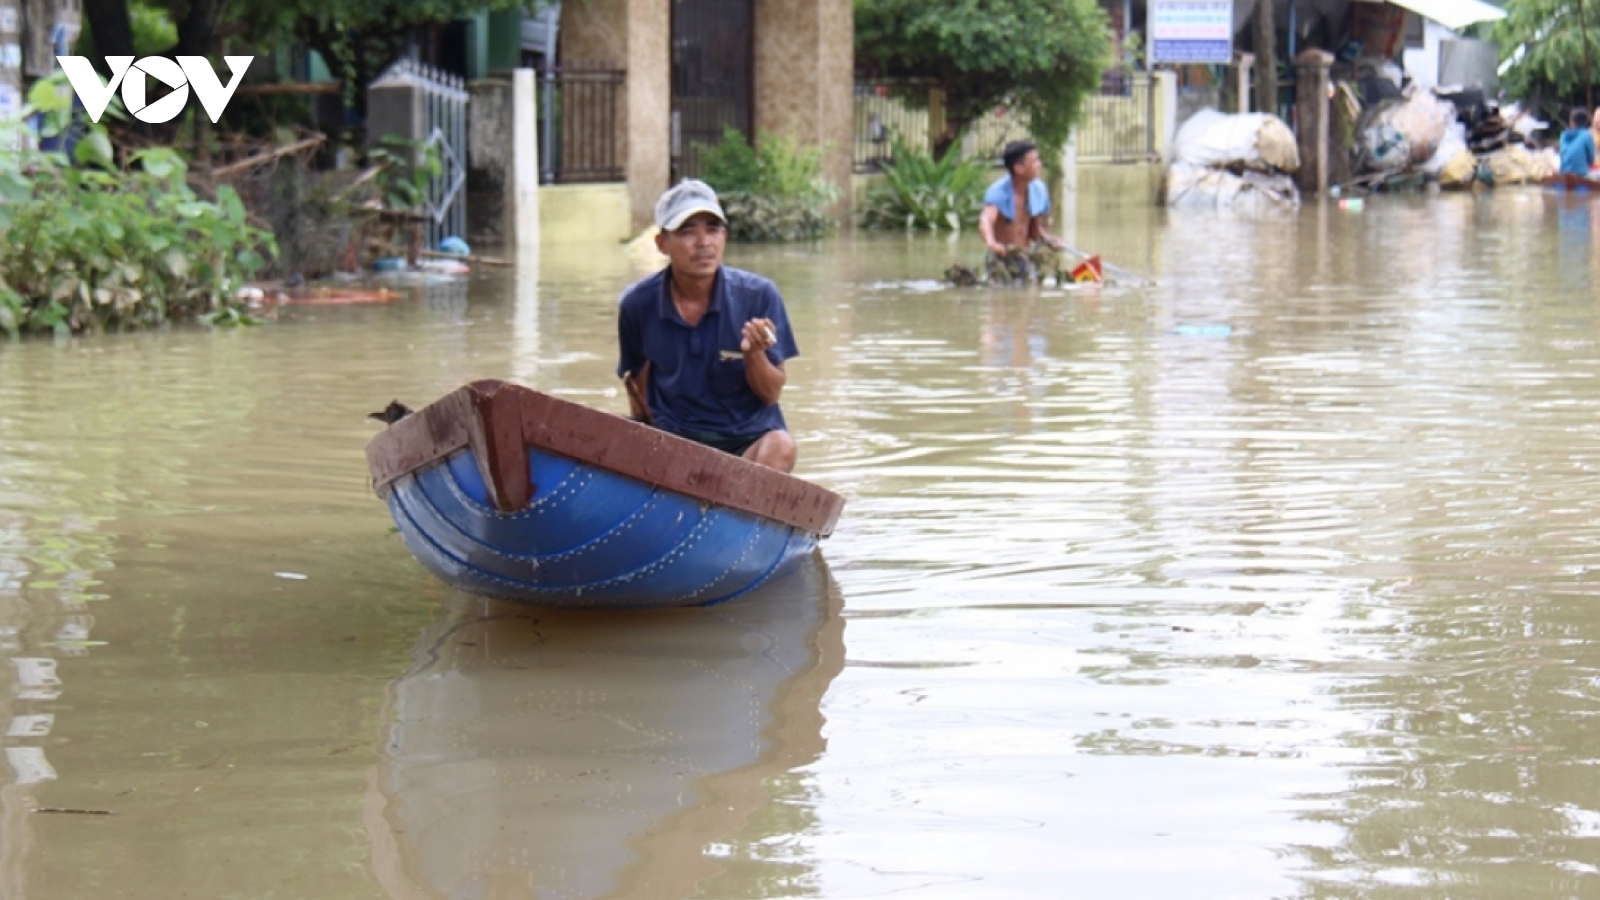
[979,139,1067,284]
[617,179,800,473]
[1559,109,1596,177]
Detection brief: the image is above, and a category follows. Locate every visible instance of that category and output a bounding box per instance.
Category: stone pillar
[559,0,667,231]
[467,77,512,245]
[1294,49,1333,197]
[754,0,854,216]
[512,68,541,251]
[1152,69,1177,162]
[366,79,425,147]
[1329,82,1356,188]
[624,0,669,230]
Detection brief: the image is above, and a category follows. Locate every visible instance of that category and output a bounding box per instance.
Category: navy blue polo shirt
[616,266,799,441]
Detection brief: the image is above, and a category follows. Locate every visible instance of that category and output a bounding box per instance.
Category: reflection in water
[368,553,845,900]
[0,368,116,895]
[510,246,541,387]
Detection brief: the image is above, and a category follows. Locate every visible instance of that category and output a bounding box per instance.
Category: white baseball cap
[655,179,727,231]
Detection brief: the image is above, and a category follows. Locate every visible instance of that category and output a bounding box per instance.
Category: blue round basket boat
[367,380,844,608]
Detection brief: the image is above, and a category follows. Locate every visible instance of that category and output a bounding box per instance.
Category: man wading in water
[978,140,1067,284]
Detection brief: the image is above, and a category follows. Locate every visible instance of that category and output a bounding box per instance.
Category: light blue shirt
[983,175,1051,222]
[1560,127,1596,177]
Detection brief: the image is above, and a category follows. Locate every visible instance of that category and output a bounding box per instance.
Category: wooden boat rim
[364,380,845,537]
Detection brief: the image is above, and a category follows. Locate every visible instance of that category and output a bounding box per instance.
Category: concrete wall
[539,183,635,246]
[535,161,1162,252]
[1076,163,1164,208]
[466,77,513,245]
[753,0,855,213]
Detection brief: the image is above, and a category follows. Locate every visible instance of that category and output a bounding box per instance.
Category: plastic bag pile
[1165,109,1302,209]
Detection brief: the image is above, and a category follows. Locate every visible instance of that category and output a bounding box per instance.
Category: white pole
[1059,130,1078,250]
[512,68,541,251]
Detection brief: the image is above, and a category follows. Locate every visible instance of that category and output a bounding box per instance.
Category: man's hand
[740,318,778,355]
[738,318,786,406]
[622,364,653,425]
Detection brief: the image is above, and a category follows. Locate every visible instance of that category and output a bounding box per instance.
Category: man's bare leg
[743,430,797,473]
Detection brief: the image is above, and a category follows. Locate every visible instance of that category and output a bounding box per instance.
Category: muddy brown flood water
[2,191,1600,899]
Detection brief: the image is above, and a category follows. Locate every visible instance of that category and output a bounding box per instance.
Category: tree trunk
[80,0,134,63]
[1578,0,1594,112]
[1253,0,1278,118]
[174,0,224,57]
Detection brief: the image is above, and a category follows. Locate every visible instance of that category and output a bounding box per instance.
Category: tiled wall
[754,0,854,212]
[625,0,671,230]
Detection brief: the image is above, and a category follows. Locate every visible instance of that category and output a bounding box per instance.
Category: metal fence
[539,68,626,183]
[853,75,1155,170]
[852,80,1032,171]
[368,59,469,248]
[962,105,1033,163]
[1076,75,1155,163]
[853,79,937,172]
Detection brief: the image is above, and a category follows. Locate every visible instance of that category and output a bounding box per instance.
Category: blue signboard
[1149,0,1235,64]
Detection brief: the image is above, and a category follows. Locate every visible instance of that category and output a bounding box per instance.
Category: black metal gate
[670,0,753,180]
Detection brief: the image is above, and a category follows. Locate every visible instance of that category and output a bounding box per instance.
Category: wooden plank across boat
[365,380,846,608]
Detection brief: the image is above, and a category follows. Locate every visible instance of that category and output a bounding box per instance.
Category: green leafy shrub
[859,132,994,231]
[696,127,838,242]
[856,0,1111,161]
[368,134,444,211]
[0,77,275,337]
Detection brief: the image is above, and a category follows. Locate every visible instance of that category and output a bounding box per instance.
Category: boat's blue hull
[383,446,818,608]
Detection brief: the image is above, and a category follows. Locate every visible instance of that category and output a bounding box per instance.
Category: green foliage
[70,0,177,57]
[695,127,839,242]
[369,135,444,211]
[855,0,1113,160]
[81,0,547,127]
[1494,0,1600,112]
[697,126,765,195]
[859,132,993,231]
[129,0,180,56]
[0,76,275,337]
[230,0,552,116]
[717,192,836,242]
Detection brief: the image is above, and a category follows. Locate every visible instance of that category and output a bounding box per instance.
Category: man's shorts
[680,429,762,457]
